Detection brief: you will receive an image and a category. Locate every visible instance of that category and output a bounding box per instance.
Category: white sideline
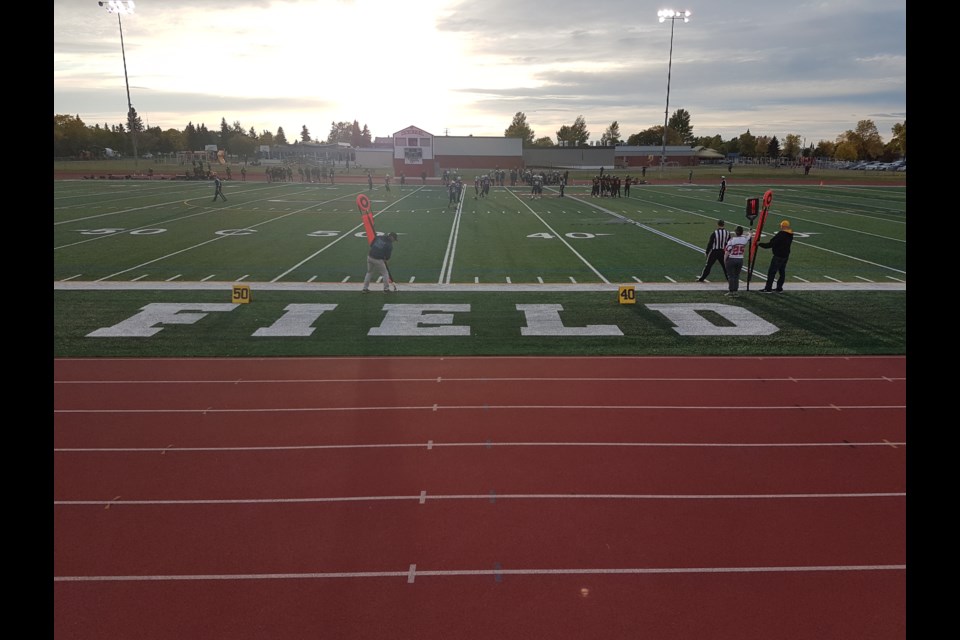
[54,281,905,292]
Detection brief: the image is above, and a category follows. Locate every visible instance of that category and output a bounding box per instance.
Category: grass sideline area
[54,159,908,186]
[54,172,905,358]
[53,288,905,358]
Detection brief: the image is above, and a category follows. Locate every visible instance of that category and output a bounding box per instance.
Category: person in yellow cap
[757,219,794,292]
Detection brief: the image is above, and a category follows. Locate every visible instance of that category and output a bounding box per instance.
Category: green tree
[504,112,535,145]
[275,126,288,145]
[890,121,906,157]
[219,117,232,149]
[755,136,771,158]
[814,140,835,158]
[834,141,857,161]
[782,134,802,159]
[738,130,757,157]
[300,125,311,142]
[557,116,589,146]
[836,120,883,160]
[348,121,360,147]
[767,136,781,159]
[569,115,590,146]
[531,137,555,147]
[720,136,740,157]
[667,109,694,144]
[126,106,144,157]
[627,127,664,146]
[693,134,723,151]
[600,121,621,146]
[53,114,91,157]
[158,128,186,154]
[327,121,352,144]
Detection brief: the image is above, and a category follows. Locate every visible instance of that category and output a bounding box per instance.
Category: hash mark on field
[537,277,544,284]
[885,276,905,282]
[339,276,349,283]
[237,275,250,282]
[201,275,216,282]
[665,276,677,283]
[409,276,416,283]
[474,277,479,283]
[793,276,810,282]
[632,276,643,283]
[506,277,512,284]
[824,276,842,282]
[60,274,82,282]
[854,276,874,283]
[166,275,182,282]
[569,277,578,283]
[132,274,148,281]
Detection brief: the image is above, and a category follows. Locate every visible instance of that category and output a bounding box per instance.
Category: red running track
[54,356,906,639]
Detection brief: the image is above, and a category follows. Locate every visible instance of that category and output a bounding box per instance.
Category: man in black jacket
[362,232,397,292]
[758,220,794,292]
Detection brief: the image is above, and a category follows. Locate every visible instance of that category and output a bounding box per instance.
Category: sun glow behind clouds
[102,0,471,135]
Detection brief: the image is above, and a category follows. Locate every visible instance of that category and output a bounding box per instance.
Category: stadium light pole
[657,9,690,179]
[99,1,138,166]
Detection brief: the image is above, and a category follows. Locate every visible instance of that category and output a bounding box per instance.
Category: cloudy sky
[54,0,906,146]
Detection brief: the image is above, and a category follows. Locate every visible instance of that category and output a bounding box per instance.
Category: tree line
[504,111,906,161]
[54,108,905,162]
[53,110,376,160]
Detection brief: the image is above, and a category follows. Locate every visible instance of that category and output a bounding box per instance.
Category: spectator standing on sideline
[384,174,391,192]
[212,173,226,201]
[362,232,398,293]
[758,220,794,292]
[367,171,374,191]
[723,225,749,295]
[697,219,730,282]
[718,176,727,202]
[240,166,246,181]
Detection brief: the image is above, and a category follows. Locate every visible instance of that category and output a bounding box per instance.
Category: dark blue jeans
[765,255,789,291]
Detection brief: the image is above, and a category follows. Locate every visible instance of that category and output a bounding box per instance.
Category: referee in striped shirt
[697,219,730,282]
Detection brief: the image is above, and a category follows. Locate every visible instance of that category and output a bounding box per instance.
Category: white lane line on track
[53,375,906,384]
[53,441,907,453]
[54,492,906,506]
[54,564,906,583]
[53,404,906,414]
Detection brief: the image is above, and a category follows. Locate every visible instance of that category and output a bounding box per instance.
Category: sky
[53,0,906,146]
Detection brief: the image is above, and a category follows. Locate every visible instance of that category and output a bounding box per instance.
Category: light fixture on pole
[99,1,138,166]
[657,9,690,179]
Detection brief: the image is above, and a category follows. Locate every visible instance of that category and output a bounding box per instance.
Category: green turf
[53,178,906,357]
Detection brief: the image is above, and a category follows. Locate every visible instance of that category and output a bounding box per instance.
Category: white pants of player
[363,256,390,291]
